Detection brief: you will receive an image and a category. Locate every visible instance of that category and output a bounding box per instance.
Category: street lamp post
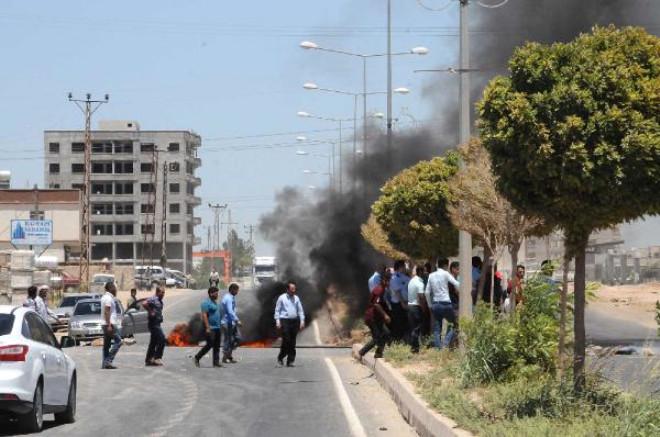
[302,83,410,191]
[297,111,351,193]
[300,41,427,161]
[296,150,334,188]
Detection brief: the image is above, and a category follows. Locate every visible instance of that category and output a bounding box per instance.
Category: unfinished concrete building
[44,120,202,274]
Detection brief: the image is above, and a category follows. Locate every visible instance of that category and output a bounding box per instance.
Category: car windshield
[0,314,14,336]
[61,296,85,307]
[74,302,102,315]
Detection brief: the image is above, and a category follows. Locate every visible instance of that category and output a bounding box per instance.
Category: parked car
[0,306,77,432]
[165,269,187,288]
[134,266,166,290]
[67,298,149,343]
[89,274,115,294]
[52,293,102,332]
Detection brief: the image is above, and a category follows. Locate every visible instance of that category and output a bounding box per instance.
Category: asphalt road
[2,289,417,437]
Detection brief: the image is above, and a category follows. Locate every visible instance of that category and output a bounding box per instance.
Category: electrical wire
[416,0,454,12]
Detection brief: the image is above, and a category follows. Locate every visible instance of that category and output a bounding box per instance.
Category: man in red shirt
[358,272,392,359]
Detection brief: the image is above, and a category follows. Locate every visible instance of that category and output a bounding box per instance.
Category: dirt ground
[591,282,660,330]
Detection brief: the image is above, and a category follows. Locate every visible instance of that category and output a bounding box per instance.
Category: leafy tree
[223,229,255,275]
[478,26,660,390]
[360,214,410,260]
[447,139,548,307]
[372,153,460,260]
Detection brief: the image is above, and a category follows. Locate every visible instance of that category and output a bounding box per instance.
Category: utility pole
[386,0,393,167]
[68,92,108,292]
[208,203,227,270]
[160,161,168,268]
[457,0,473,320]
[244,224,255,248]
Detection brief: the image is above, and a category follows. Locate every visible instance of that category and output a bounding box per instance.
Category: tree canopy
[372,153,459,260]
[478,25,660,242]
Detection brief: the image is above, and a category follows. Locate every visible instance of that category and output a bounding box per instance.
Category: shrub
[460,277,560,386]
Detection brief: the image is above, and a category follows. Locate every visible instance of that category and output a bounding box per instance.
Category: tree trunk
[558,250,569,379]
[510,242,520,312]
[573,236,588,392]
[478,246,492,303]
[490,262,495,310]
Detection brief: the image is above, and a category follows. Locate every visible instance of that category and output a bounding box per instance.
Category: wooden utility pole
[68,92,108,292]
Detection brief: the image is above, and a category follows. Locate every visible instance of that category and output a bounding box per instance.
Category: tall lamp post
[300,41,427,160]
[302,83,410,190]
[297,111,352,193]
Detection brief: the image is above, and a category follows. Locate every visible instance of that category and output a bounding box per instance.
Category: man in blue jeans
[194,287,223,368]
[425,258,460,349]
[101,281,122,369]
[221,283,241,364]
[144,287,166,366]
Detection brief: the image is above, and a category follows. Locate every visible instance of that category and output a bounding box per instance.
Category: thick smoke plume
[252,1,656,339]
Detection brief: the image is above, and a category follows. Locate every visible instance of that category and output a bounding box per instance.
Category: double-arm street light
[302,83,410,190]
[300,41,427,160]
[297,111,352,193]
[296,148,334,189]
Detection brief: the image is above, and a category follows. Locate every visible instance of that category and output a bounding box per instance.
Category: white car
[0,306,77,432]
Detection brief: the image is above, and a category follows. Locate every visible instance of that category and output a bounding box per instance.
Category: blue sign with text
[11,220,53,246]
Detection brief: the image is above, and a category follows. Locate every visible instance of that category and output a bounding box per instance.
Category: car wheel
[55,376,76,424]
[19,381,43,433]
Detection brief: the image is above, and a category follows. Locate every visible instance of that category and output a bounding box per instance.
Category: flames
[167,323,196,347]
[241,339,275,348]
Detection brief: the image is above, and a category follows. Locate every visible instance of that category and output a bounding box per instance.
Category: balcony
[190,196,202,206]
[193,217,202,226]
[193,237,202,246]
[188,176,202,186]
[192,157,201,168]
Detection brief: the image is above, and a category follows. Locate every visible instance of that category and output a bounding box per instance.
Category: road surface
[2,289,417,437]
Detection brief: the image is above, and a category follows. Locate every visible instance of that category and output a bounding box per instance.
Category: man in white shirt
[36,286,58,324]
[209,267,220,288]
[388,260,410,341]
[425,258,460,349]
[407,264,427,353]
[274,280,305,367]
[101,281,122,369]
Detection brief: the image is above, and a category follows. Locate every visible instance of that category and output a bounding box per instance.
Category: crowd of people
[358,256,535,359]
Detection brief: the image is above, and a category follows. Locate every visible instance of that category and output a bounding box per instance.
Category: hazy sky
[0,0,657,253]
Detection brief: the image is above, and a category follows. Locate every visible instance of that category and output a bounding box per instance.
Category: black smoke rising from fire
[251,0,656,340]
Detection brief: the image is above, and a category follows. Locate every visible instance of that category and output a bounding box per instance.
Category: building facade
[0,189,81,262]
[44,121,202,274]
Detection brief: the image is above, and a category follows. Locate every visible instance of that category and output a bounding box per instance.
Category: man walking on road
[209,267,220,288]
[126,288,138,310]
[388,260,410,341]
[144,287,166,366]
[194,287,223,368]
[22,286,38,311]
[101,281,122,369]
[274,280,305,367]
[358,271,392,359]
[221,283,241,364]
[425,258,460,349]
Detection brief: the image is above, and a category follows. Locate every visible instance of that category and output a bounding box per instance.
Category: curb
[352,344,472,437]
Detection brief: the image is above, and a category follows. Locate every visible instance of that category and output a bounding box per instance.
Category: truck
[253,256,277,287]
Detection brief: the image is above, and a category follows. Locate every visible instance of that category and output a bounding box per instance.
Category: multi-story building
[44,120,202,274]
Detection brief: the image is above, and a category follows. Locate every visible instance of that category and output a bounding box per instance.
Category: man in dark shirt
[358,272,392,360]
[144,287,166,366]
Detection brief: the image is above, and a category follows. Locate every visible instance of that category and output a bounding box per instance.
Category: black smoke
[251,0,656,339]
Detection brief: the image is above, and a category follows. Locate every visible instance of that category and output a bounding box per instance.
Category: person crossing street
[101,281,122,369]
[194,287,223,368]
[221,283,241,364]
[274,280,305,367]
[144,287,166,366]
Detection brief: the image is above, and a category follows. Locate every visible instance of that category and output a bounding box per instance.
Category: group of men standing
[359,257,461,359]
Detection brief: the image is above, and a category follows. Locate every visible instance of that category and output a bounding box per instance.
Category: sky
[0,0,657,253]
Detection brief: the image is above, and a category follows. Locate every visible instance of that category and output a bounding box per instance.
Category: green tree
[478,26,660,390]
[223,229,255,275]
[372,153,460,260]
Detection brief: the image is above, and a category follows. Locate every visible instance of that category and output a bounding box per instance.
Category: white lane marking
[312,319,322,346]
[324,357,367,437]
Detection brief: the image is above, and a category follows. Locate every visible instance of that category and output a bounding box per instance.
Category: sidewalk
[352,344,472,437]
